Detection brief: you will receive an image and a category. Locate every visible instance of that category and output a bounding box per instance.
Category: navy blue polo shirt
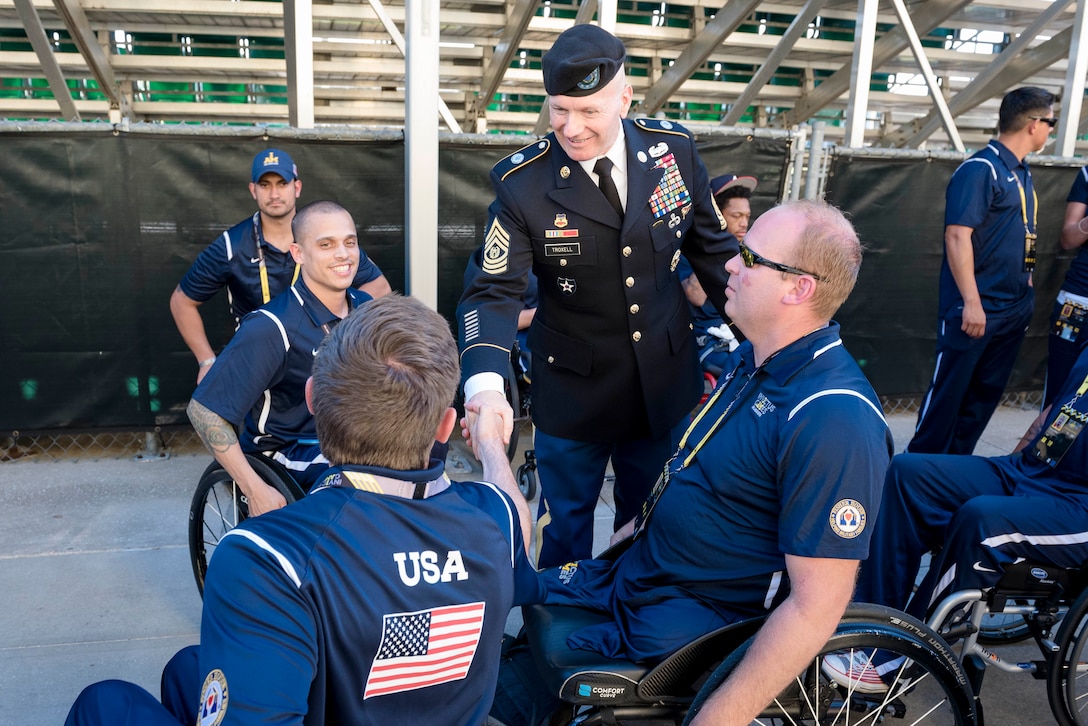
[939,140,1035,318]
[198,464,542,725]
[180,213,383,323]
[192,278,370,454]
[1063,167,1088,296]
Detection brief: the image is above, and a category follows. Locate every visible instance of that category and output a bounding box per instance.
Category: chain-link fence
[1,389,1043,463]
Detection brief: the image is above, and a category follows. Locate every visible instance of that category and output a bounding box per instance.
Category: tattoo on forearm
[187,399,238,454]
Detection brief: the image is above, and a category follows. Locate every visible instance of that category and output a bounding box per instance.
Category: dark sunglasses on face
[738,243,827,282]
[1029,116,1058,128]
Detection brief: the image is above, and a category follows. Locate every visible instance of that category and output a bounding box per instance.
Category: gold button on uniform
[622,246,632,257]
[559,259,568,267]
[675,230,682,239]
[547,355,555,364]
[629,304,640,314]
[625,277,635,288]
[632,331,642,342]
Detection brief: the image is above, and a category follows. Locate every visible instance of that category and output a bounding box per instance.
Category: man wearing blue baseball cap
[170,148,391,384]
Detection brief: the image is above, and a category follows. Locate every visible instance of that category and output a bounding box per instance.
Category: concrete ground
[0,403,1059,725]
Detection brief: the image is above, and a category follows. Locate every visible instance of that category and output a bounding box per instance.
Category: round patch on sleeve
[198,669,229,726]
[829,499,866,539]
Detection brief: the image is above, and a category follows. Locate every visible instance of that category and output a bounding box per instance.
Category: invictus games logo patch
[198,669,229,726]
[482,218,510,275]
[829,499,866,539]
[750,393,775,417]
[558,561,579,585]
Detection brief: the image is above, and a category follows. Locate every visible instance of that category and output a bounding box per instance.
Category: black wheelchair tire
[188,455,303,597]
[1047,587,1088,726]
[684,603,977,725]
[516,461,538,501]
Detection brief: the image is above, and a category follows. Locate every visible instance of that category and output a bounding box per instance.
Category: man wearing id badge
[856,345,1088,630]
[1047,166,1088,407]
[490,200,892,726]
[909,87,1055,455]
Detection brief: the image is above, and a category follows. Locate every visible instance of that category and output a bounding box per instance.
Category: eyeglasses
[1029,116,1058,128]
[738,243,827,281]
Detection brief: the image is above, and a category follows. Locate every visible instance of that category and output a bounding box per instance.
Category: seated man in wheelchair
[67,295,543,725]
[186,200,372,515]
[851,343,1088,686]
[493,199,894,726]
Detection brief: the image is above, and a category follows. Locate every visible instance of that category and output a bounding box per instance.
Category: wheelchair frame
[925,560,1088,726]
[522,601,979,726]
[187,453,305,596]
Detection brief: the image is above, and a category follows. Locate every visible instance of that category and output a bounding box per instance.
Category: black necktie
[593,157,624,216]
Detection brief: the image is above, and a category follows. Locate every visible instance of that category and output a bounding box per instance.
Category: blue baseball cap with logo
[251,148,299,183]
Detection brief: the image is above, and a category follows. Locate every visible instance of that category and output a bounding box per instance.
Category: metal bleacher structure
[0,0,1086,154]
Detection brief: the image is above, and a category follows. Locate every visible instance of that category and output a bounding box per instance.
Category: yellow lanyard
[253,213,301,304]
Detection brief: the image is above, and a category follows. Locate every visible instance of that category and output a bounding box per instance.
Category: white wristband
[198,356,217,368]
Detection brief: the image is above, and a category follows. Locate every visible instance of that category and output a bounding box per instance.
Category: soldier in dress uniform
[456,24,737,568]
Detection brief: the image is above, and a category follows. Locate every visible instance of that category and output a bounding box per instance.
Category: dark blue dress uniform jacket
[457,118,737,443]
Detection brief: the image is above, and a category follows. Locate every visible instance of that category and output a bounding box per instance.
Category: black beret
[542,25,626,97]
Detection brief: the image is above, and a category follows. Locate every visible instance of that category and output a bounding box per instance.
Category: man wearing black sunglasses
[491,199,893,726]
[909,86,1055,456]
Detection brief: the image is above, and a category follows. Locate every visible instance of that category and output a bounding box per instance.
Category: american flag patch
[363,602,486,699]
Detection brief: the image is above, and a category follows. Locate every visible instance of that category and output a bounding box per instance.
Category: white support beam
[638,0,763,116]
[367,0,461,132]
[597,0,616,32]
[888,0,963,151]
[892,0,1074,148]
[785,0,970,126]
[283,0,314,128]
[14,0,78,120]
[1057,0,1088,157]
[844,0,878,148]
[52,0,129,117]
[404,0,439,308]
[721,0,827,127]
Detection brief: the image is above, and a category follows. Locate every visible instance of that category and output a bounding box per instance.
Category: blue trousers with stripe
[855,453,1088,620]
[65,647,196,726]
[908,304,1032,455]
[534,419,686,569]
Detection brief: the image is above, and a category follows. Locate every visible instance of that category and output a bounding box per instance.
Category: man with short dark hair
[909,87,1055,455]
[170,148,390,384]
[187,200,370,514]
[66,295,542,726]
[457,24,736,569]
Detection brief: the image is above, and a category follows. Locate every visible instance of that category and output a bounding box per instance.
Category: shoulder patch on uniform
[198,669,229,726]
[635,117,691,138]
[829,498,866,539]
[496,139,551,181]
[482,218,510,275]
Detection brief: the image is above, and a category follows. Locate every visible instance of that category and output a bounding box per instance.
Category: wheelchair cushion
[523,604,651,706]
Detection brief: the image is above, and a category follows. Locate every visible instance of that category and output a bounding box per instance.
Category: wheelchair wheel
[516,460,538,500]
[684,603,977,725]
[1047,588,1088,725]
[188,455,303,597]
[976,601,1034,645]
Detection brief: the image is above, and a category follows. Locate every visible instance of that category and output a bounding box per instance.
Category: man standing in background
[909,87,1054,455]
